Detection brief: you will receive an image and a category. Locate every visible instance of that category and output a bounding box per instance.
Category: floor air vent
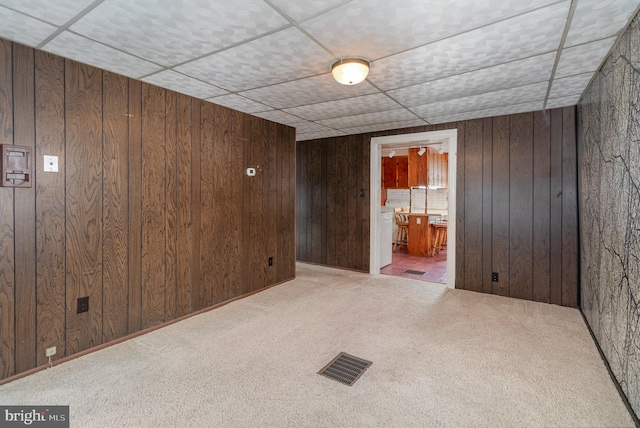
[318,352,372,386]
[404,269,426,275]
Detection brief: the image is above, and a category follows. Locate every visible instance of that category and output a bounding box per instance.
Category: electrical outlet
[45,346,56,357]
[77,296,89,313]
[268,257,273,266]
[492,272,499,282]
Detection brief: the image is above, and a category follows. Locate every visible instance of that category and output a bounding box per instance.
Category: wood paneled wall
[0,39,296,380]
[297,108,578,307]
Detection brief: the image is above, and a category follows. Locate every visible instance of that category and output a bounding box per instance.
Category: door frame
[369,129,458,289]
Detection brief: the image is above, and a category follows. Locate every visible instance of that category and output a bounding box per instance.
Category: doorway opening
[369,130,457,289]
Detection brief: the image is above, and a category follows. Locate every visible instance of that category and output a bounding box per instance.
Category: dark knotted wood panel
[481,118,493,293]
[64,60,103,355]
[199,101,215,307]
[491,115,511,297]
[509,113,534,301]
[102,71,129,342]
[561,106,578,307]
[127,79,142,334]
[463,119,483,292]
[164,91,178,320]
[213,105,231,303]
[455,121,466,289]
[533,110,551,303]
[0,38,15,378]
[12,43,36,372]
[190,99,202,311]
[175,94,193,316]
[264,120,278,286]
[549,108,564,306]
[140,83,166,328]
[34,50,66,365]
[228,109,245,298]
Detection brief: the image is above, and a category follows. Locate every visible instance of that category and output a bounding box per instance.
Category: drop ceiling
[1,0,638,141]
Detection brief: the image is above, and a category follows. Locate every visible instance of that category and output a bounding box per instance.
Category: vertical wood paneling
[175,94,192,316]
[228,110,245,298]
[463,119,483,292]
[102,71,128,342]
[213,105,231,302]
[492,115,510,296]
[533,110,551,303]
[509,113,534,300]
[199,102,215,306]
[127,79,142,334]
[309,141,324,263]
[164,91,177,319]
[561,106,578,307]
[140,83,166,328]
[360,137,370,271]
[264,120,278,285]
[0,41,297,381]
[296,140,307,261]
[13,43,36,372]
[549,109,563,305]
[0,38,15,378]
[481,118,493,293]
[455,121,466,289]
[34,50,66,365]
[65,60,103,355]
[190,100,202,310]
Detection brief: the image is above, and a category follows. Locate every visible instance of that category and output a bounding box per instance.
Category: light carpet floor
[0,263,634,427]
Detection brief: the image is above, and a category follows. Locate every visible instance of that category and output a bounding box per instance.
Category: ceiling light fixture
[331,58,370,85]
[417,147,426,156]
[438,145,444,155]
[388,150,395,159]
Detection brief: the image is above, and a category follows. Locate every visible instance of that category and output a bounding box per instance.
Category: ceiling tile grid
[0,5,57,47]
[207,94,273,114]
[0,0,637,141]
[43,31,163,79]
[141,70,228,99]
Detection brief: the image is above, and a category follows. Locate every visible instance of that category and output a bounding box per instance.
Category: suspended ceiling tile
[387,52,556,107]
[42,32,163,79]
[411,82,548,119]
[142,70,228,99]
[546,94,581,109]
[297,129,348,141]
[549,73,594,99]
[68,0,289,66]
[302,0,559,60]
[339,119,428,136]
[240,73,379,109]
[293,121,337,134]
[283,93,402,121]
[0,6,57,47]
[175,27,335,92]
[0,0,96,25]
[555,37,617,78]
[207,94,273,114]
[369,2,569,91]
[426,101,543,124]
[318,108,419,129]
[252,110,306,126]
[564,0,640,47]
[268,0,348,22]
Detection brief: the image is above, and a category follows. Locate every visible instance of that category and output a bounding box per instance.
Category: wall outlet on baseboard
[45,346,56,357]
[492,272,499,282]
[268,257,273,266]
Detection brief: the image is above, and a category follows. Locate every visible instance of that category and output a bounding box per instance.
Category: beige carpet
[0,263,634,427]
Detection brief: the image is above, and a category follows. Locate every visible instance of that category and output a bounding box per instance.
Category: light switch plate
[417,217,421,224]
[44,155,58,172]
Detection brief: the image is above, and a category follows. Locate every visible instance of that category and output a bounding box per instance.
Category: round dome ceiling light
[331,58,370,85]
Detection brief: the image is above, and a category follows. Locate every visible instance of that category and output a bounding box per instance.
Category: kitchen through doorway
[369,130,457,288]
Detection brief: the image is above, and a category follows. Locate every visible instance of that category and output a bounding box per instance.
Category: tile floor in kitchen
[380,245,447,284]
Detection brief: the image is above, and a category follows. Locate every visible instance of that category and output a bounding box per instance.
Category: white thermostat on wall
[246,167,256,177]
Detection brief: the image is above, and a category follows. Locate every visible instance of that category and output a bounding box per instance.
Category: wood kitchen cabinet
[408,148,428,187]
[428,150,448,188]
[382,156,408,188]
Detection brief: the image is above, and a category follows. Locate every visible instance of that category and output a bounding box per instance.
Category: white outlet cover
[45,346,56,357]
[44,155,58,172]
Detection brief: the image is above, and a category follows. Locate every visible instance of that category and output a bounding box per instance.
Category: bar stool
[393,210,409,252]
[430,222,447,256]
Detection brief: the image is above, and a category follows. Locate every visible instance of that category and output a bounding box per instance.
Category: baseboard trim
[580,310,640,427]
[0,277,295,387]
[296,260,368,274]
